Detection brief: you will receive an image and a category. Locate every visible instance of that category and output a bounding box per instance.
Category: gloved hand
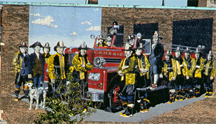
[118,71,123,76]
[51,79,55,84]
[159,74,163,78]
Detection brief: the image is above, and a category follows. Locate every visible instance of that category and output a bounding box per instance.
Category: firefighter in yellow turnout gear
[13,42,30,101]
[72,41,93,97]
[95,35,108,47]
[118,43,136,117]
[192,48,206,97]
[173,47,184,101]
[182,47,196,99]
[204,51,215,97]
[160,50,177,104]
[134,43,151,113]
[48,41,68,97]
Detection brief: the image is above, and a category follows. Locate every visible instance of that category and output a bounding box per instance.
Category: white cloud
[32,16,58,28]
[81,21,91,26]
[94,8,99,11]
[86,26,101,31]
[30,13,42,17]
[71,32,78,35]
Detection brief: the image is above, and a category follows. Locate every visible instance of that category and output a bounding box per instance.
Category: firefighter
[149,31,164,89]
[42,42,51,93]
[192,48,205,97]
[106,36,112,47]
[134,43,150,113]
[127,35,135,48]
[72,41,93,98]
[173,46,184,101]
[96,35,107,47]
[203,51,215,97]
[42,42,51,64]
[182,47,196,99]
[29,41,45,88]
[118,43,136,117]
[12,42,30,101]
[160,50,177,104]
[48,41,68,97]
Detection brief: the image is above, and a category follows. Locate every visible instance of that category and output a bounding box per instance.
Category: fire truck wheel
[108,84,123,112]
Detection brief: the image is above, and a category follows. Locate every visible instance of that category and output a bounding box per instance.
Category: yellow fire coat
[194,57,205,78]
[12,52,23,76]
[118,56,136,84]
[161,58,177,81]
[204,60,215,77]
[136,55,150,79]
[72,54,93,80]
[182,57,196,77]
[48,53,66,80]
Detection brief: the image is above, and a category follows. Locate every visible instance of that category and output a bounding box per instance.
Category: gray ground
[11,94,206,123]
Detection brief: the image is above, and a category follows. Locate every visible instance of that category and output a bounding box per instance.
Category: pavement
[10,93,214,123]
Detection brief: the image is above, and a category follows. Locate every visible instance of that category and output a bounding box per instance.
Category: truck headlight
[88,73,100,81]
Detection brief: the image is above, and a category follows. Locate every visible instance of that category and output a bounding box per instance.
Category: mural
[29,6,102,54]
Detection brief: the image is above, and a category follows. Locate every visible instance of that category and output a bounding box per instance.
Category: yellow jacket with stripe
[48,53,66,80]
[204,59,215,77]
[118,55,136,82]
[161,58,177,81]
[72,54,93,80]
[194,57,205,78]
[13,52,23,76]
[135,55,150,79]
[182,57,196,77]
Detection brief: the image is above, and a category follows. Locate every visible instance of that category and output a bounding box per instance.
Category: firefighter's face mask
[57,47,64,55]
[185,52,190,59]
[195,53,200,59]
[80,49,86,56]
[20,47,27,54]
[34,46,41,53]
[165,55,170,61]
[135,49,142,56]
[175,51,180,58]
[125,50,132,58]
[44,48,50,54]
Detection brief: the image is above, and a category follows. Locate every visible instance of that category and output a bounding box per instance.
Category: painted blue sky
[29,6,101,54]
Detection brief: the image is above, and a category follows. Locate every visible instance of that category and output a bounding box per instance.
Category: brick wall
[1,5,29,96]
[198,0,207,7]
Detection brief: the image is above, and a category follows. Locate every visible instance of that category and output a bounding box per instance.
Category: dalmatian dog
[26,82,48,110]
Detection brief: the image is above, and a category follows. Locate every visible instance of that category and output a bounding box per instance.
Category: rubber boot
[175,90,179,101]
[15,88,20,101]
[119,102,127,116]
[123,104,134,117]
[204,88,209,97]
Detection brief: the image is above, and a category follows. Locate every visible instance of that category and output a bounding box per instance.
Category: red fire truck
[63,32,149,112]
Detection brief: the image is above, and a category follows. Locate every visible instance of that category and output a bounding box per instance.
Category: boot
[123,104,134,117]
[119,102,127,116]
[175,90,179,101]
[180,90,185,101]
[208,89,213,97]
[141,98,150,113]
[204,88,209,97]
[15,88,20,101]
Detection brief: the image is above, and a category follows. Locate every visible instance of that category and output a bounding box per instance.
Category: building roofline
[1,1,216,11]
